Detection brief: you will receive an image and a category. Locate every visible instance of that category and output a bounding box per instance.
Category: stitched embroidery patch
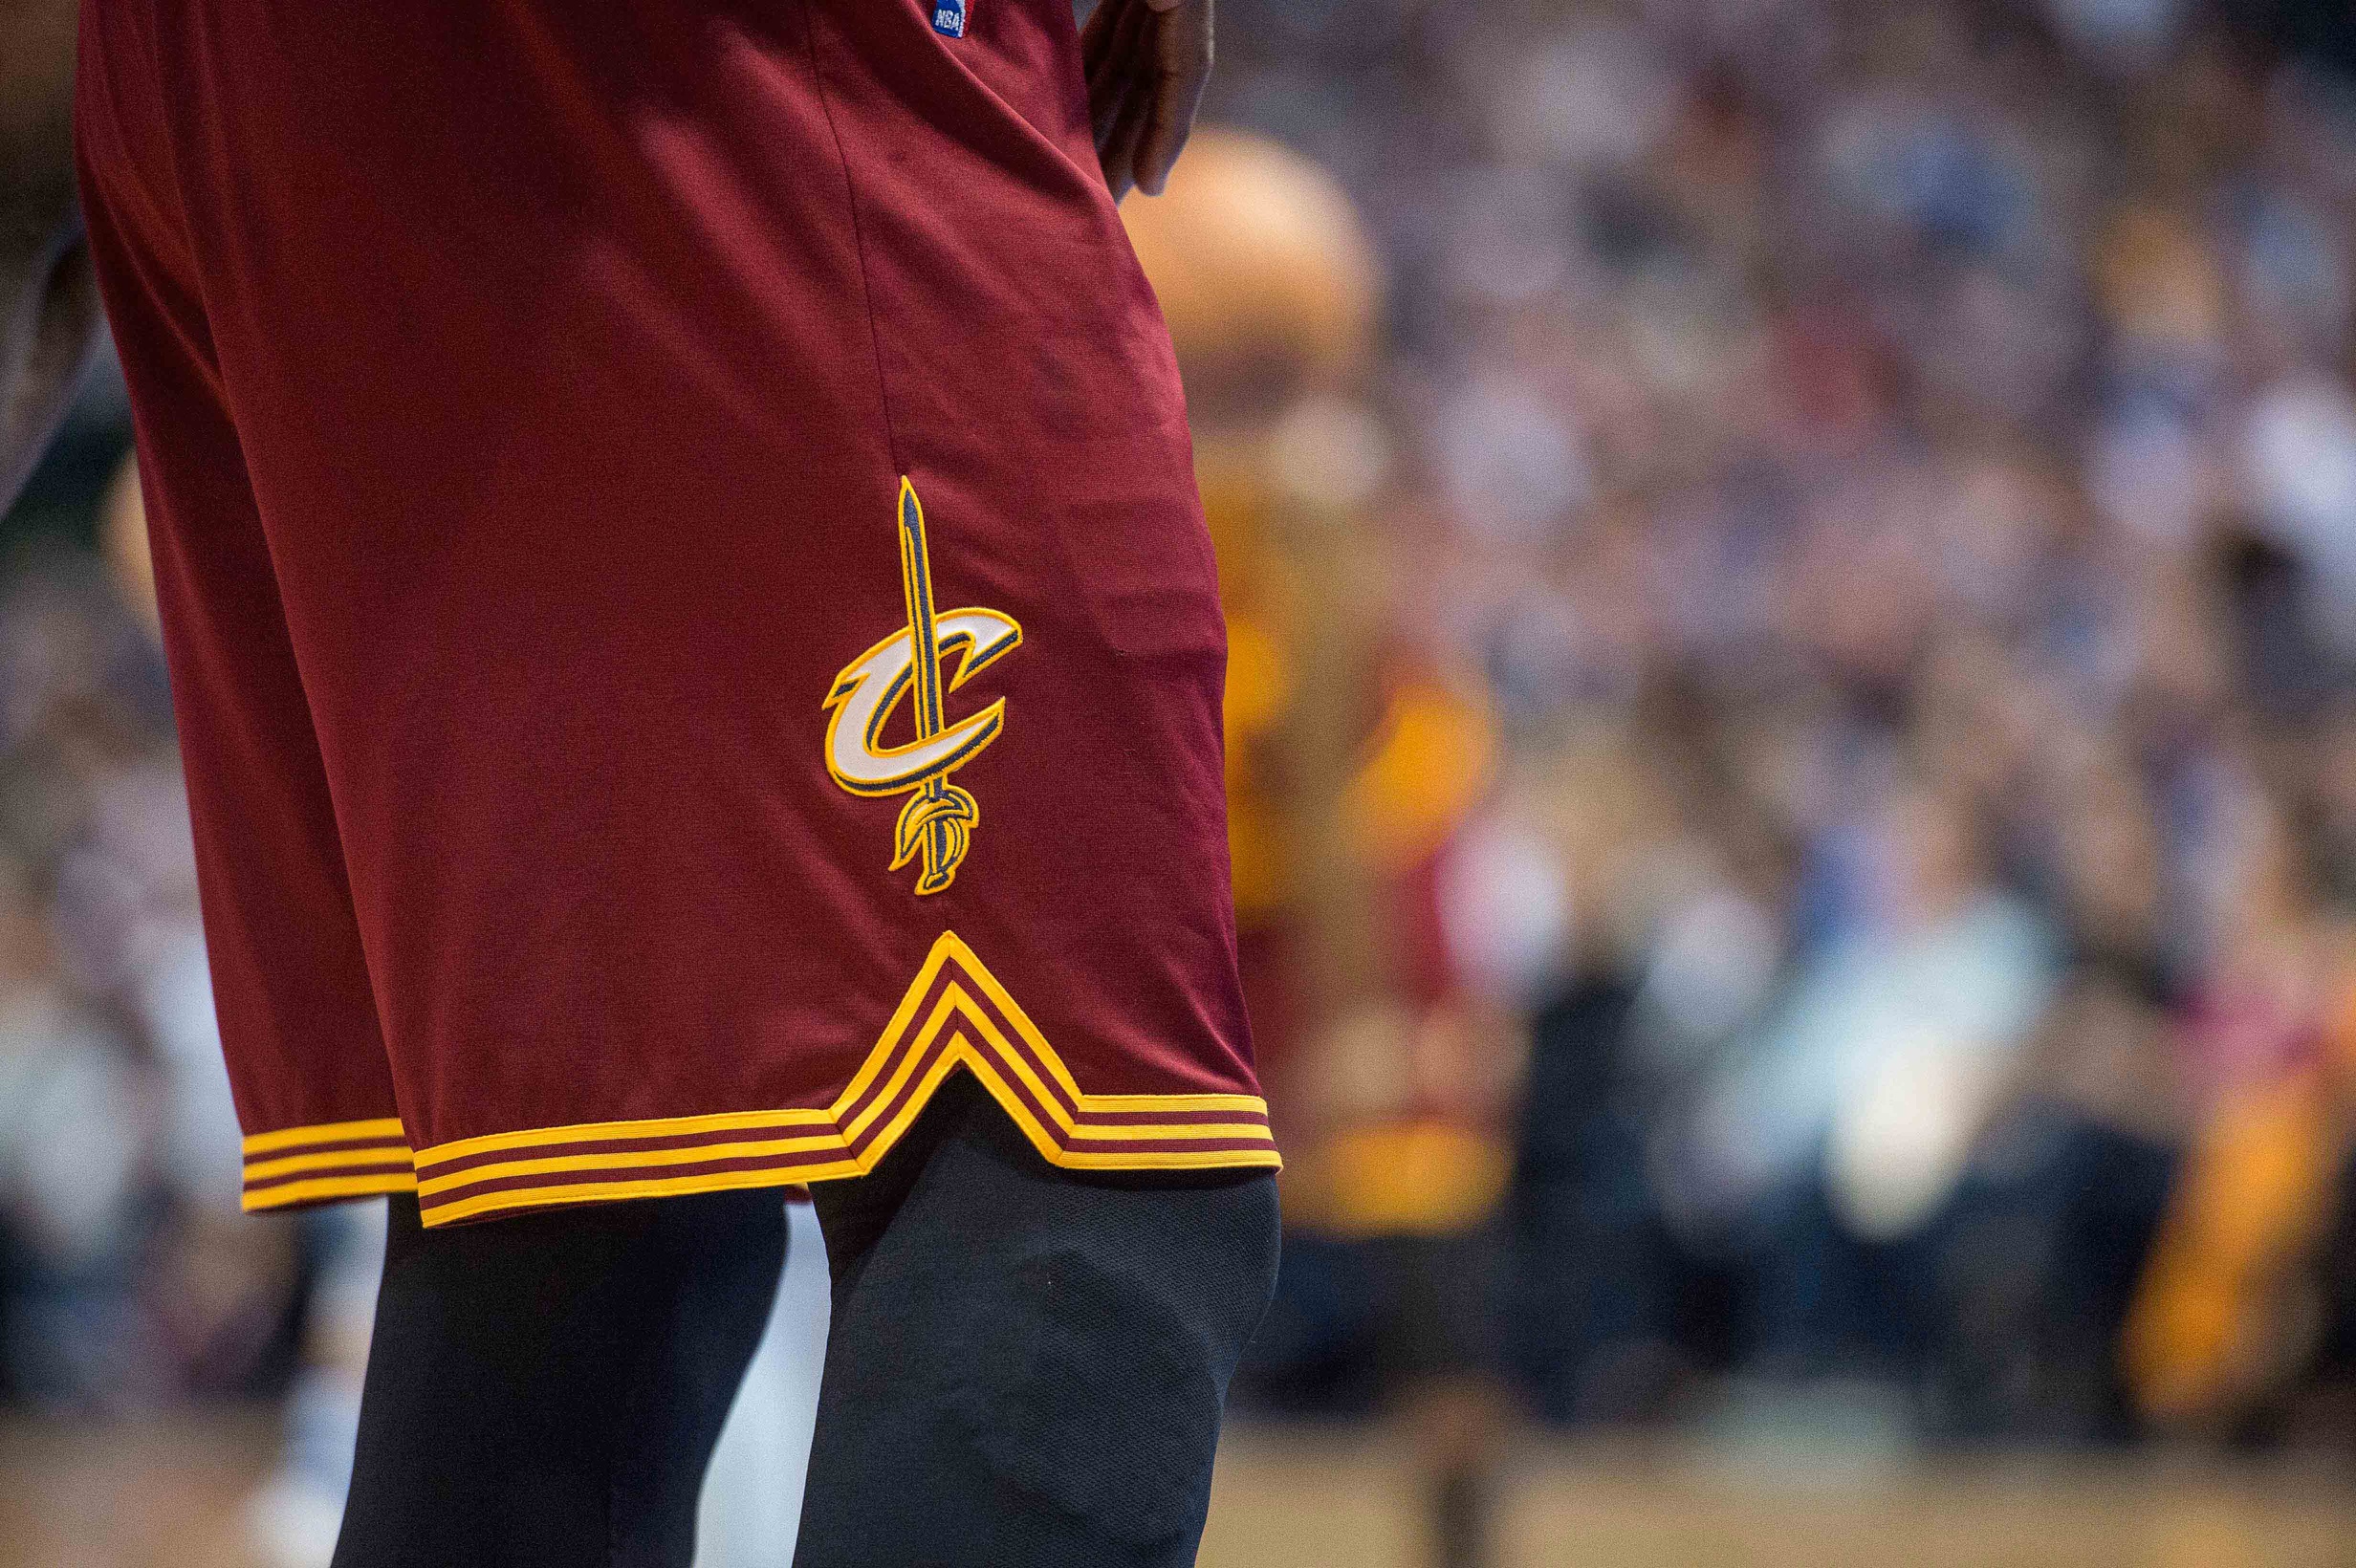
[822,479,1021,895]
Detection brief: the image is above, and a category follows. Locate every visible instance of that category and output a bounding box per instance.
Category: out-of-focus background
[11,0,2356,1563]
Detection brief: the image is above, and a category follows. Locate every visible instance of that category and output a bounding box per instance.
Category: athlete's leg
[331,1188,786,1568]
[796,1074,1280,1568]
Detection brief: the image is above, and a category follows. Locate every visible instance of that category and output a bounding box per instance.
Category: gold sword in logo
[891,478,975,894]
[821,479,1022,896]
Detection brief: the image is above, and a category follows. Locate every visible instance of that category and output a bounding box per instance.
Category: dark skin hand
[1080,0,1212,203]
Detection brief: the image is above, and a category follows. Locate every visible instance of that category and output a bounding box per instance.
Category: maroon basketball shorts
[75,0,1274,1225]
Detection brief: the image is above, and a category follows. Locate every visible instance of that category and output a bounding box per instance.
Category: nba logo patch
[930,0,967,37]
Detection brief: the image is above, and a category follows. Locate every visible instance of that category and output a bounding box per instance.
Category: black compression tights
[327,1074,1278,1568]
[329,1187,786,1568]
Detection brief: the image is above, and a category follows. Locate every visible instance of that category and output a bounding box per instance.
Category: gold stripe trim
[412,932,1276,1224]
[412,933,1271,1166]
[416,1131,853,1198]
[415,1106,838,1167]
[241,1170,417,1210]
[242,1147,417,1183]
[425,1165,867,1225]
[241,1118,407,1157]
[423,1040,1280,1226]
[418,1032,1273,1205]
[424,1143,1285,1226]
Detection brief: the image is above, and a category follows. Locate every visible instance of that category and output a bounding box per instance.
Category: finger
[1101,98,1145,201]
[1085,0,1149,152]
[1090,63,1134,160]
[1091,42,1151,177]
[1079,0,1128,83]
[1087,0,1147,102]
[1089,40,1147,195]
[1095,78,1145,193]
[1100,67,1157,203]
[1134,0,1211,196]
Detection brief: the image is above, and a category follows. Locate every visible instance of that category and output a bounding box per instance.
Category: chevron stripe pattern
[381,930,1277,1227]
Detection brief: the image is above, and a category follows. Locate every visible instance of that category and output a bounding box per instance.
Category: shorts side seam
[798,0,905,478]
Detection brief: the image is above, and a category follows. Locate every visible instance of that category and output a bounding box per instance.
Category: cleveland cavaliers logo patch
[823,479,1022,896]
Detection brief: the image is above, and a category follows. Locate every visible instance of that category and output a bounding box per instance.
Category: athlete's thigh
[796,1078,1279,1568]
[333,1190,786,1568]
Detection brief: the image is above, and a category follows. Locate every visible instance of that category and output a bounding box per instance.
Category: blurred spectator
[0,443,304,1414]
[1191,0,2356,1461]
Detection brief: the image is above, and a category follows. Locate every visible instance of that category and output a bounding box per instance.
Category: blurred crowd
[5,0,2356,1521]
[0,395,290,1412]
[1201,0,2356,1452]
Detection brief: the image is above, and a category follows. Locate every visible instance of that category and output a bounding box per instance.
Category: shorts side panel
[802,0,1258,1101]
[76,0,407,1209]
[124,1,916,1154]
